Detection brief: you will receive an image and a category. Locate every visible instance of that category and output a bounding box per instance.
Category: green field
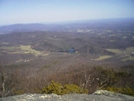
[106,47,134,55]
[122,56,134,61]
[20,45,41,56]
[126,47,134,54]
[0,46,20,52]
[122,36,127,39]
[106,49,123,54]
[106,47,134,61]
[0,45,49,56]
[109,40,115,42]
[92,55,113,61]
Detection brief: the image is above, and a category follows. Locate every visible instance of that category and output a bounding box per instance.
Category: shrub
[42,81,88,95]
[62,84,88,94]
[42,81,63,95]
[13,90,24,95]
[105,87,134,96]
[91,66,119,89]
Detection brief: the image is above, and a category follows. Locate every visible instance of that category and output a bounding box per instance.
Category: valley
[0,18,134,97]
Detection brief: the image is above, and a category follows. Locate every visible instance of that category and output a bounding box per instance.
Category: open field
[122,36,127,39]
[106,47,134,62]
[122,56,134,61]
[106,49,123,54]
[106,47,134,55]
[109,40,115,42]
[20,45,41,56]
[0,45,49,56]
[126,47,134,54]
[91,55,113,61]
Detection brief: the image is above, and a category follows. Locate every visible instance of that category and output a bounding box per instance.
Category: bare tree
[0,72,5,97]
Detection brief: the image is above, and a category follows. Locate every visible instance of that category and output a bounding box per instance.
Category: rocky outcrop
[0,90,134,101]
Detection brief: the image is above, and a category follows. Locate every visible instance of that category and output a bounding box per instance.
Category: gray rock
[0,90,134,101]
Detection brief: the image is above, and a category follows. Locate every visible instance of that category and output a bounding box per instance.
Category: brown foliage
[0,64,134,97]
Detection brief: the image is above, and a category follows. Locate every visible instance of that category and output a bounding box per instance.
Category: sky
[0,0,134,25]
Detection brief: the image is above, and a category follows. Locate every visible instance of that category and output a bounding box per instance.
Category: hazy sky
[0,0,134,25]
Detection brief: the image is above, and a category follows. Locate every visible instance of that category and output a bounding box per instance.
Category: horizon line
[1,17,134,27]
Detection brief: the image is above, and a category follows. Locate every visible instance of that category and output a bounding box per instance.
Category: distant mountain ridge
[0,23,58,34]
[0,18,134,34]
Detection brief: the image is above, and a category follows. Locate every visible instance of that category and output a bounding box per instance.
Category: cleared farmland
[0,45,49,56]
[92,55,113,61]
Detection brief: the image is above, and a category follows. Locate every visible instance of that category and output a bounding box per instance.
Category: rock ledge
[0,90,134,101]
